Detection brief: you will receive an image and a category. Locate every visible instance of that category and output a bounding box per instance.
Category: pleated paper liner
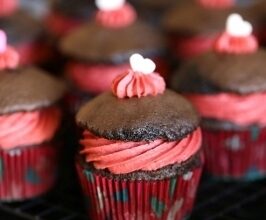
[0,142,59,201]
[76,154,203,220]
[203,126,266,180]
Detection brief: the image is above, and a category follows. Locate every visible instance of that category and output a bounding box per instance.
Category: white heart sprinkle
[183,171,193,181]
[130,53,156,74]
[226,13,253,37]
[0,30,6,53]
[95,0,125,11]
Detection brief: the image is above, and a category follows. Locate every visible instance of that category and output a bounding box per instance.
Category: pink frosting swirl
[197,0,234,9]
[80,128,202,174]
[0,0,18,17]
[96,3,136,28]
[0,107,61,150]
[186,93,266,126]
[214,32,258,54]
[112,70,166,98]
[67,62,130,94]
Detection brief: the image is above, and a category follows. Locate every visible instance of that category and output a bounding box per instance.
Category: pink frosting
[0,107,61,150]
[96,3,136,28]
[171,34,218,59]
[0,46,19,69]
[80,128,202,174]
[67,62,130,94]
[197,0,234,9]
[0,0,18,17]
[214,32,258,54]
[186,93,266,126]
[112,70,166,98]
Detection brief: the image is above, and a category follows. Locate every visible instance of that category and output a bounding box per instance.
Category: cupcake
[171,14,266,180]
[45,0,95,40]
[0,30,66,201]
[248,1,266,46]
[60,0,166,102]
[129,0,177,26]
[162,0,261,60]
[21,0,50,19]
[0,0,51,66]
[76,54,203,219]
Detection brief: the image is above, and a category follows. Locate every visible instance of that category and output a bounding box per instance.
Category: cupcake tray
[1,173,266,220]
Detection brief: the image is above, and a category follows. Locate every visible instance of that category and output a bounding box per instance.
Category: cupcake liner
[203,126,266,180]
[76,155,203,220]
[169,35,217,59]
[0,142,58,201]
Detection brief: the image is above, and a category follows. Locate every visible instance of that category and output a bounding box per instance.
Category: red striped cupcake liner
[0,142,58,201]
[202,126,266,180]
[76,154,203,220]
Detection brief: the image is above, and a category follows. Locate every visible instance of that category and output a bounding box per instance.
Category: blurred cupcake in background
[0,0,52,66]
[171,14,266,180]
[43,0,95,74]
[248,1,266,46]
[0,30,66,201]
[45,0,95,40]
[129,0,177,26]
[20,0,51,19]
[162,0,262,61]
[60,0,166,113]
[76,53,203,220]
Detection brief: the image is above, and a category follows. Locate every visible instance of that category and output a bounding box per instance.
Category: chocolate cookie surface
[76,90,199,141]
[0,67,66,115]
[0,10,43,45]
[163,1,258,35]
[171,49,266,94]
[60,21,165,63]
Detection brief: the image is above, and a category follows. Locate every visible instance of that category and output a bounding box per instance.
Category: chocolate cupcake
[76,53,203,219]
[171,14,266,180]
[247,1,266,46]
[0,0,51,65]
[162,0,261,60]
[45,0,95,39]
[0,30,66,201]
[130,0,177,26]
[60,0,166,103]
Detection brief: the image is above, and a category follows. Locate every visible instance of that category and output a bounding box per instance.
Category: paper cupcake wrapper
[203,126,266,180]
[169,35,217,59]
[0,143,58,201]
[76,156,203,220]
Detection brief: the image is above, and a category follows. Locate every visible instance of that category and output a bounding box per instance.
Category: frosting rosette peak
[95,0,136,28]
[214,13,258,54]
[112,53,166,98]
